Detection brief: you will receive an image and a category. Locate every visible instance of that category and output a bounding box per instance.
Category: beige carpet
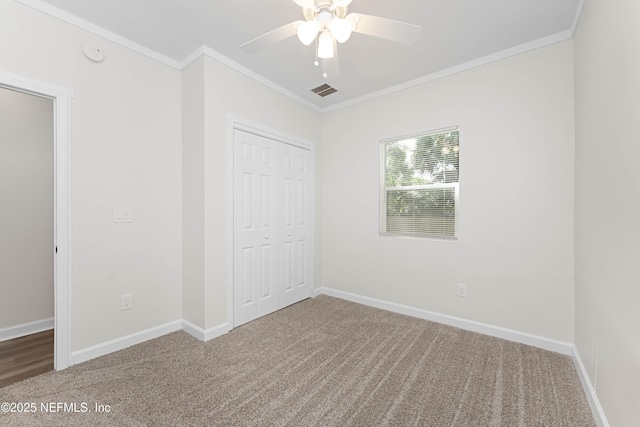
[0,295,595,426]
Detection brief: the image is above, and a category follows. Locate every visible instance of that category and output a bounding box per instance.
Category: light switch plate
[457,283,468,298]
[114,207,132,223]
[121,294,132,310]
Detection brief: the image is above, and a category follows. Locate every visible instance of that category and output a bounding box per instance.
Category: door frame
[226,115,315,329]
[0,70,73,370]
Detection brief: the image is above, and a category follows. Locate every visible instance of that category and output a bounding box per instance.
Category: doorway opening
[0,87,53,386]
[0,71,72,371]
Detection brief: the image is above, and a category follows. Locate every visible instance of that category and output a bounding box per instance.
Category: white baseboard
[70,319,232,366]
[182,320,231,342]
[70,320,182,365]
[315,287,573,355]
[571,345,610,427]
[315,287,611,424]
[181,319,204,341]
[0,318,54,342]
[63,291,607,426]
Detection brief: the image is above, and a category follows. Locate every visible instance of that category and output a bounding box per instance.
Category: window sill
[379,232,458,241]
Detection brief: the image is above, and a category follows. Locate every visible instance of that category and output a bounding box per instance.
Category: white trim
[0,73,74,98]
[226,115,316,329]
[315,287,573,355]
[570,0,586,37]
[189,46,321,112]
[386,182,457,191]
[0,318,54,342]
[53,77,72,372]
[15,0,181,69]
[226,117,235,330]
[312,288,607,423]
[320,30,574,113]
[182,320,231,342]
[571,345,610,427]
[187,30,576,115]
[181,320,205,341]
[0,70,73,371]
[70,320,230,365]
[70,321,182,366]
[179,46,206,70]
[227,114,316,150]
[15,0,580,113]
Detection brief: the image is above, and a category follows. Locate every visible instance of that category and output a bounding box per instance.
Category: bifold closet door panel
[233,129,279,327]
[279,143,313,308]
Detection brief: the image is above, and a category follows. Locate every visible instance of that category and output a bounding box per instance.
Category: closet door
[233,130,279,327]
[279,143,313,308]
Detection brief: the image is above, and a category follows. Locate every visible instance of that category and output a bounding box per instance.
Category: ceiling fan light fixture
[297,20,320,45]
[332,0,352,6]
[317,31,334,58]
[345,13,361,27]
[317,9,333,23]
[329,17,352,43]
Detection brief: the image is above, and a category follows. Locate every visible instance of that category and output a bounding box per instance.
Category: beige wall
[0,87,54,330]
[320,41,576,341]
[181,57,206,328]
[8,4,639,424]
[181,55,322,330]
[0,1,183,351]
[574,0,640,425]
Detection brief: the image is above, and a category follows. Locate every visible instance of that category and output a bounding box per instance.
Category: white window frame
[379,127,459,240]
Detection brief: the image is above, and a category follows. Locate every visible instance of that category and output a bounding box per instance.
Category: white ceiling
[23,0,582,111]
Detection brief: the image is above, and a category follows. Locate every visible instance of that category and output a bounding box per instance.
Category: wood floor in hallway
[0,330,53,388]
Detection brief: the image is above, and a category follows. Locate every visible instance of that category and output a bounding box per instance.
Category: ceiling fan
[240,0,421,78]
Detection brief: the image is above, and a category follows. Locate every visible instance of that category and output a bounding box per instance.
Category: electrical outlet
[121,294,133,310]
[457,283,467,298]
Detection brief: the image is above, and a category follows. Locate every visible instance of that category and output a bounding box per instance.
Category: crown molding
[16,0,322,112]
[16,0,182,69]
[180,45,322,112]
[320,29,574,113]
[570,0,585,37]
[15,0,581,115]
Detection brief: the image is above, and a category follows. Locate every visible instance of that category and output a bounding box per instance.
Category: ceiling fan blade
[302,7,315,21]
[240,22,301,53]
[349,13,421,45]
[334,6,348,19]
[293,0,315,8]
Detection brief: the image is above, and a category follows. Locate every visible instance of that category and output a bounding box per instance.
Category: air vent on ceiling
[311,83,337,97]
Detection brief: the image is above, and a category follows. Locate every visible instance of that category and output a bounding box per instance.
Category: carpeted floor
[0,295,595,426]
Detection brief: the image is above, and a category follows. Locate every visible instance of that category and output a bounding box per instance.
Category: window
[380,127,459,238]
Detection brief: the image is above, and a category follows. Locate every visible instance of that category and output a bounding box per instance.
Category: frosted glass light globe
[317,32,335,58]
[329,17,352,43]
[297,20,320,45]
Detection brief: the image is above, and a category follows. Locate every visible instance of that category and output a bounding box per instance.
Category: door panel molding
[227,115,315,328]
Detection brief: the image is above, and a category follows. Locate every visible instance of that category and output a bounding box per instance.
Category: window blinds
[382,128,459,238]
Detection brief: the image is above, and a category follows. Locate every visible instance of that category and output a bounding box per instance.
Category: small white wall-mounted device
[82,44,105,62]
